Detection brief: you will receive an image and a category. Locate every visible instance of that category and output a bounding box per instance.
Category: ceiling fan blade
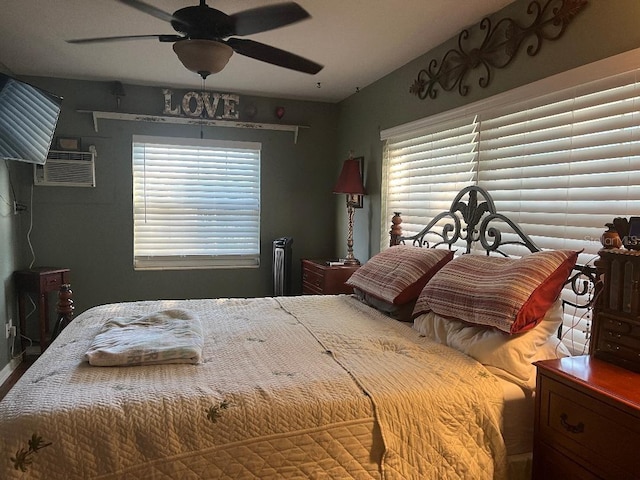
[67,34,183,44]
[117,0,180,24]
[226,38,322,74]
[230,2,310,36]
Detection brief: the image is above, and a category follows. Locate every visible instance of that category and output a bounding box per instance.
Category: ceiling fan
[67,0,323,79]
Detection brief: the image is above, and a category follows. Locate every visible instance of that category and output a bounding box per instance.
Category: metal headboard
[390,185,540,255]
[388,185,597,338]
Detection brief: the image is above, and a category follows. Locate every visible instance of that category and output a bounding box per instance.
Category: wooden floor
[0,356,36,402]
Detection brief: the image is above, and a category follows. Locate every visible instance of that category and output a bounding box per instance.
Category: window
[132,136,261,270]
[381,115,479,241]
[381,56,640,354]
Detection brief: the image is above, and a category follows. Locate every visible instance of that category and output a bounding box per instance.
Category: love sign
[162,89,240,120]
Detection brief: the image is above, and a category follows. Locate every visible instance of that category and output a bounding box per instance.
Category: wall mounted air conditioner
[34,150,95,187]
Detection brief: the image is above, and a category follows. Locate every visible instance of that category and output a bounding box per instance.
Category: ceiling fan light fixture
[172,39,234,78]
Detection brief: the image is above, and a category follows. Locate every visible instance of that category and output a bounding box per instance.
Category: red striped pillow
[412,250,579,333]
[346,246,453,305]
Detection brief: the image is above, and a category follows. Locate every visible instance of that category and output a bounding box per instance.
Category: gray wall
[3,79,340,358]
[1,56,32,373]
[335,0,640,262]
[1,160,25,372]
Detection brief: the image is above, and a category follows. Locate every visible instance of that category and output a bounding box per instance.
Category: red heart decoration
[275,106,285,119]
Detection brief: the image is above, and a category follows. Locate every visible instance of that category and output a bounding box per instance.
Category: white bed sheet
[498,376,535,456]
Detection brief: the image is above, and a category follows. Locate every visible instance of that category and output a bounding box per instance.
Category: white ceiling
[0,0,515,103]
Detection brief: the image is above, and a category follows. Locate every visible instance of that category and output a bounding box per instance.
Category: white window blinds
[478,71,640,252]
[381,67,640,354]
[132,136,261,270]
[382,115,479,250]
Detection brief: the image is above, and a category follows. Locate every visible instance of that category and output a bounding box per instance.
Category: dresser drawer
[537,374,640,478]
[302,267,324,294]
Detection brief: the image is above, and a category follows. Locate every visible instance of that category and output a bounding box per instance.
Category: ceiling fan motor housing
[171,5,234,39]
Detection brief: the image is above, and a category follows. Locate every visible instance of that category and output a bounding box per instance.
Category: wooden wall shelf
[77,110,309,143]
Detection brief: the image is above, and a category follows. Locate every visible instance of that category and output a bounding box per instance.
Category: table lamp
[333,155,366,265]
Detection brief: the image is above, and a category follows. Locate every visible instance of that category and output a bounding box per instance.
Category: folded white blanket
[85,309,204,366]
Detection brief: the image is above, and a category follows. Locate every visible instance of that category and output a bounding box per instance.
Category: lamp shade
[173,39,234,79]
[333,158,366,195]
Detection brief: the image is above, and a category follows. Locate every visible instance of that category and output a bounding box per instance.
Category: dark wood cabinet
[533,356,640,480]
[14,267,72,353]
[301,259,359,295]
[591,248,640,372]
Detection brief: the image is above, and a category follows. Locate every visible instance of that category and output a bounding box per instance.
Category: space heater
[273,237,293,296]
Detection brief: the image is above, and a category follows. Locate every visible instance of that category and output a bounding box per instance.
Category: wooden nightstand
[533,356,640,480]
[14,267,72,353]
[301,259,359,295]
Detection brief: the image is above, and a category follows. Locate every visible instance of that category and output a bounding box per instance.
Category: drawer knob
[605,342,620,351]
[560,413,584,434]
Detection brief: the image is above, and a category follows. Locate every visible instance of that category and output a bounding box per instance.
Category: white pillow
[412,300,568,389]
[483,337,570,388]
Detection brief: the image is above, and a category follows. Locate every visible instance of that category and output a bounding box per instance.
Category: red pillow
[346,246,453,305]
[412,250,579,333]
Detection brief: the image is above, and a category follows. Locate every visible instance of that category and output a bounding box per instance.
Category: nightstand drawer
[15,267,70,294]
[538,374,640,478]
[535,441,600,480]
[302,268,324,294]
[301,259,359,295]
[43,274,62,290]
[302,260,326,277]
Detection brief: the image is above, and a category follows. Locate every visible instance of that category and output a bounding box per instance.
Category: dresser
[301,259,359,295]
[533,356,640,480]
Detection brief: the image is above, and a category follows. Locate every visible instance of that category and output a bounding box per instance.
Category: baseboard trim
[0,354,24,386]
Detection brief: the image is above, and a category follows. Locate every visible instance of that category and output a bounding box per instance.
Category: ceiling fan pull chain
[200,77,205,139]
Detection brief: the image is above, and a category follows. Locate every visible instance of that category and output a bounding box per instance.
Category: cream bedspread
[0,295,506,479]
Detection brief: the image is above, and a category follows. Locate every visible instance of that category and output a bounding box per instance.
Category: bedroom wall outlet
[5,318,13,339]
[13,200,27,215]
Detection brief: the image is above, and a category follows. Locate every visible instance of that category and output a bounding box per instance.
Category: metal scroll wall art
[409,0,588,100]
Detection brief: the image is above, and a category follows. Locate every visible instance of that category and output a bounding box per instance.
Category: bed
[0,186,595,480]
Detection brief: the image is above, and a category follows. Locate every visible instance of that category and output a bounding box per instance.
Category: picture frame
[352,156,364,209]
[55,136,81,151]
